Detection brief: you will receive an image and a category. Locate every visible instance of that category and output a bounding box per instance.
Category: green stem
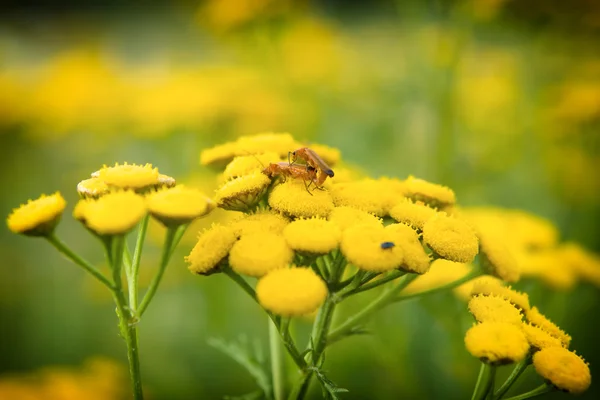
[471,363,495,400]
[348,270,406,296]
[394,268,483,303]
[493,355,532,400]
[46,234,114,289]
[270,319,284,400]
[129,215,150,311]
[502,384,554,400]
[328,274,418,343]
[137,226,177,317]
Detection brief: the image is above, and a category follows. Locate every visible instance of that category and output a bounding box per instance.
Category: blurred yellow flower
[305,143,341,166]
[422,213,479,263]
[7,192,66,236]
[269,180,334,218]
[525,307,571,348]
[477,226,520,283]
[385,223,430,274]
[229,232,293,277]
[283,218,341,254]
[214,171,271,212]
[340,224,404,272]
[230,210,290,238]
[522,323,563,351]
[223,152,280,180]
[405,259,472,296]
[389,198,438,231]
[77,178,110,199]
[146,186,215,227]
[75,191,146,236]
[402,176,455,210]
[256,267,327,316]
[186,224,237,275]
[328,206,382,232]
[468,295,523,326]
[329,179,398,217]
[533,347,591,394]
[96,162,160,191]
[464,322,530,365]
[470,278,531,312]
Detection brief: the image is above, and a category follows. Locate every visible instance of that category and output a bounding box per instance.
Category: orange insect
[262,162,319,194]
[288,147,335,187]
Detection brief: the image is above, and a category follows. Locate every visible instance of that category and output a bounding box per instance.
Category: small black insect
[380,241,395,250]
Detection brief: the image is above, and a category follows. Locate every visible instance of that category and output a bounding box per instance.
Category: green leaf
[309,367,349,400]
[223,390,265,400]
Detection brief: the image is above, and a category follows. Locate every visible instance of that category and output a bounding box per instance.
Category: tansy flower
[526,307,571,347]
[329,180,395,217]
[422,213,479,263]
[560,243,600,287]
[229,232,293,277]
[464,321,530,365]
[256,267,327,316]
[96,162,160,191]
[385,223,430,274]
[306,143,341,166]
[269,180,334,218]
[75,191,146,235]
[200,141,237,168]
[77,178,109,199]
[186,224,237,275]
[223,152,280,180]
[522,323,563,351]
[402,176,456,210]
[533,347,591,394]
[230,211,290,238]
[468,295,523,326]
[328,206,382,232]
[7,192,66,236]
[516,249,577,290]
[477,226,521,283]
[283,218,341,254]
[470,278,531,312]
[405,259,472,295]
[214,171,271,212]
[340,224,404,272]
[146,186,215,227]
[389,198,438,231]
[157,174,176,189]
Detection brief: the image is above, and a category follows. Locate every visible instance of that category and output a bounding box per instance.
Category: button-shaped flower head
[533,347,591,394]
[214,171,271,212]
[186,224,237,275]
[341,224,404,272]
[464,321,530,365]
[229,232,293,277]
[283,218,341,255]
[7,192,66,237]
[74,191,146,236]
[269,180,334,218]
[423,213,479,263]
[146,186,214,227]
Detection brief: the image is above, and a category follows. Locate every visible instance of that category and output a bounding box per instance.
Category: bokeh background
[1,0,599,399]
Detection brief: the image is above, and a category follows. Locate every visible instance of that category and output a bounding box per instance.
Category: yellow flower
[389,198,438,231]
[477,226,520,283]
[468,295,523,326]
[230,210,290,238]
[560,243,600,287]
[214,171,271,212]
[77,178,109,199]
[405,259,472,295]
[522,323,563,351]
[340,224,404,272]
[146,186,215,227]
[186,224,237,275]
[96,162,160,191]
[329,179,396,217]
[422,213,479,263]
[269,180,334,218]
[533,347,591,394]
[464,322,530,365]
[470,278,531,312]
[283,218,341,254]
[7,192,66,236]
[256,267,328,316]
[200,141,238,168]
[157,174,176,189]
[327,206,382,232]
[229,232,293,277]
[223,152,280,180]
[526,307,571,348]
[403,176,456,209]
[516,249,577,290]
[75,191,146,235]
[307,143,341,166]
[385,223,431,274]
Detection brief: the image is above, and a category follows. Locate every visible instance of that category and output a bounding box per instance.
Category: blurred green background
[1,0,599,399]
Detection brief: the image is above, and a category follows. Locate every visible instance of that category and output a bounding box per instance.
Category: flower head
[75,191,146,235]
[328,206,382,232]
[214,171,271,212]
[223,152,280,180]
[468,295,523,326]
[385,223,430,274]
[200,141,238,168]
[423,213,479,263]
[229,232,293,277]
[389,198,438,231]
[157,174,176,189]
[405,259,471,295]
[340,224,404,272]
[470,278,531,312]
[403,176,456,209]
[77,178,110,199]
[526,307,571,347]
[307,143,341,166]
[96,162,160,191]
[186,224,237,275]
[477,226,521,283]
[146,186,215,227]
[256,267,328,316]
[329,180,396,217]
[269,180,334,218]
[7,192,66,236]
[283,218,341,254]
[533,347,591,394]
[464,322,530,365]
[230,210,290,238]
[522,323,563,351]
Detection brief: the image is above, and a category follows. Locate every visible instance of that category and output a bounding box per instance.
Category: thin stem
[328,274,418,343]
[129,215,150,310]
[270,319,284,400]
[502,384,554,400]
[394,268,483,303]
[471,363,495,400]
[494,355,532,400]
[348,270,406,296]
[46,234,114,289]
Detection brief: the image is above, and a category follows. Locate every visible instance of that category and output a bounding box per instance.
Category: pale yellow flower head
[200,141,237,168]
[522,323,563,351]
[256,267,328,316]
[533,347,591,394]
[403,176,456,209]
[468,295,523,326]
[464,321,530,365]
[389,198,438,231]
[230,210,290,238]
[526,307,571,348]
[385,223,430,274]
[77,178,110,199]
[328,206,382,232]
[157,174,177,189]
[405,259,471,296]
[96,162,160,191]
[283,217,341,254]
[476,225,521,283]
[223,152,280,180]
[186,224,237,275]
[146,186,215,227]
[329,179,396,217]
[7,192,66,236]
[516,249,577,290]
[560,243,600,287]
[229,232,293,277]
[269,180,334,218]
[75,191,146,235]
[470,278,531,312]
[340,224,404,272]
[214,171,271,212]
[422,213,479,263]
